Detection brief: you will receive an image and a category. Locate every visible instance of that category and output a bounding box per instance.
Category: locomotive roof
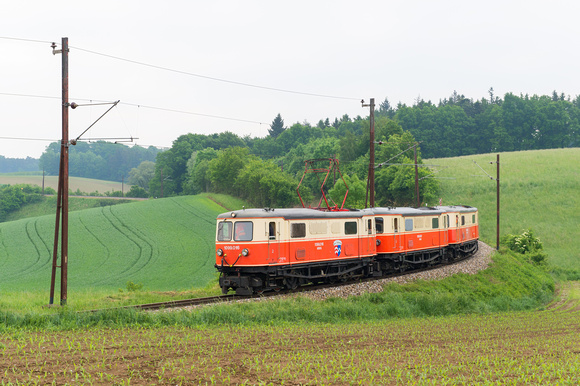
[217,207,366,220]
[216,205,470,220]
[435,205,478,213]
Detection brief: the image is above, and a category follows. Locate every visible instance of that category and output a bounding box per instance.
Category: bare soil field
[0,175,123,194]
[1,283,579,385]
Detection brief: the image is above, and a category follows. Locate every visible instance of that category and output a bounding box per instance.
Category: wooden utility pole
[362,98,375,207]
[49,37,70,306]
[414,144,420,207]
[496,154,500,250]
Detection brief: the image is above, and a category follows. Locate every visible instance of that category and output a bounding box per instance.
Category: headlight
[242,248,249,256]
[217,248,224,257]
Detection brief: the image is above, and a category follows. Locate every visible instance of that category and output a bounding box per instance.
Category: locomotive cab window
[345,221,357,235]
[461,216,465,226]
[234,221,253,241]
[367,219,372,234]
[217,221,232,241]
[291,223,306,238]
[472,214,476,224]
[376,218,384,234]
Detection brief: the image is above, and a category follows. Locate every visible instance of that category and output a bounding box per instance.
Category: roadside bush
[503,229,543,254]
[126,185,149,198]
[0,184,45,222]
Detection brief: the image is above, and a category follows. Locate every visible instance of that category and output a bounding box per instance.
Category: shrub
[503,229,543,254]
[126,281,144,292]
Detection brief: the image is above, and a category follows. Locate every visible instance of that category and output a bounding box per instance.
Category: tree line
[38,141,161,182]
[29,90,579,207]
[394,89,580,158]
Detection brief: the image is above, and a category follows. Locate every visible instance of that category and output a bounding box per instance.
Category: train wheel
[284,277,299,290]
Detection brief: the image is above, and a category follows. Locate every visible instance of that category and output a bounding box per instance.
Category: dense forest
[13,90,580,207]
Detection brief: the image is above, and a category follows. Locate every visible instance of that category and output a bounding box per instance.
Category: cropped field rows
[1,296,579,384]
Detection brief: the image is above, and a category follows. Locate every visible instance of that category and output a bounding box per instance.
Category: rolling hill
[429,147,580,269]
[0,195,225,291]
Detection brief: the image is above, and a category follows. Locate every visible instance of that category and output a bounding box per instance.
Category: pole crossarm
[72,100,120,144]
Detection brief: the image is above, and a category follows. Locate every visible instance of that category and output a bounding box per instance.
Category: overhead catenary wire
[0,92,268,125]
[69,45,361,101]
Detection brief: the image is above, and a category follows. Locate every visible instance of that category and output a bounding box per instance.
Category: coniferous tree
[268,113,285,138]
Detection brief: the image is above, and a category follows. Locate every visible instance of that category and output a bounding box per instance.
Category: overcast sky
[2,0,579,159]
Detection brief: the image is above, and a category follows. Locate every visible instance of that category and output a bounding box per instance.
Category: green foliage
[268,113,285,138]
[396,91,580,158]
[125,185,149,198]
[128,160,155,190]
[39,141,160,182]
[328,174,366,209]
[0,184,45,222]
[208,147,252,195]
[126,281,144,292]
[374,132,439,206]
[503,229,543,254]
[234,158,300,207]
[0,156,39,173]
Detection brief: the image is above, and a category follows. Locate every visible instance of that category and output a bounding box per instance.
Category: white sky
[1,0,579,159]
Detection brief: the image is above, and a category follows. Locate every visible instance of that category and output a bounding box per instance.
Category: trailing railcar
[373,207,449,274]
[436,205,479,257]
[215,206,479,295]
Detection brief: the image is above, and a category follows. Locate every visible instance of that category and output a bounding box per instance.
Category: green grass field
[0,196,225,294]
[429,148,580,269]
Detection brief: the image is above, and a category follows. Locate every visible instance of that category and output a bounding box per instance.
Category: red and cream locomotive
[215,205,478,295]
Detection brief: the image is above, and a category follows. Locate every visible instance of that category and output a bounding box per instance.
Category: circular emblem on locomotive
[333,240,342,257]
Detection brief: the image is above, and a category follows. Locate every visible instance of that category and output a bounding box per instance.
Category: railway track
[84,248,479,313]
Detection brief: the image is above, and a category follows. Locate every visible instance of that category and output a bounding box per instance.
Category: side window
[234,221,253,241]
[291,223,306,238]
[405,219,413,232]
[461,216,465,226]
[376,218,384,234]
[367,219,372,234]
[345,221,357,235]
[472,214,476,224]
[394,218,399,232]
[432,218,439,229]
[269,222,276,240]
[217,221,232,241]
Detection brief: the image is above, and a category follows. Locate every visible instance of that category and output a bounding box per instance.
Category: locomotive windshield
[217,221,232,241]
[234,221,253,241]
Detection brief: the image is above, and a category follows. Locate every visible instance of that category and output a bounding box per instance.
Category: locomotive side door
[393,216,402,251]
[267,221,280,264]
[443,214,449,245]
[364,217,375,256]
